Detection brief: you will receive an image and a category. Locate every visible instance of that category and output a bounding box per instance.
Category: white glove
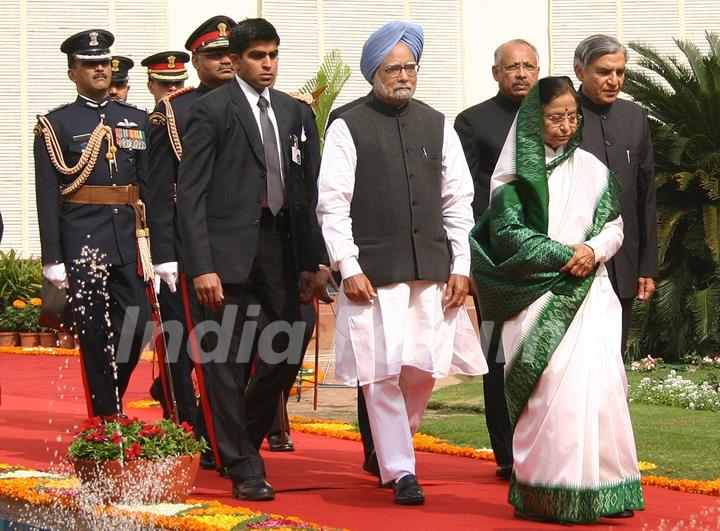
[154,262,178,294]
[43,263,69,289]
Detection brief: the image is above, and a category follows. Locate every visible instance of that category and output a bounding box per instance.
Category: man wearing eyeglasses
[317,20,486,506]
[575,35,657,355]
[453,38,540,481]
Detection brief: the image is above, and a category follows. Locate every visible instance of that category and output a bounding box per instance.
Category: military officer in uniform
[108,55,134,102]
[144,16,237,470]
[34,29,159,417]
[141,51,190,105]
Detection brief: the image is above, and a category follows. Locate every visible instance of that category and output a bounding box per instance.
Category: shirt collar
[76,94,109,109]
[236,76,271,108]
[579,87,613,114]
[495,92,522,112]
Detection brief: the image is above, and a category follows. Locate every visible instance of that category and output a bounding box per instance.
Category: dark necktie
[257,95,284,215]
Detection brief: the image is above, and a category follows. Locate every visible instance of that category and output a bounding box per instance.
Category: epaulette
[115,100,139,109]
[46,102,71,114]
[149,111,166,125]
[116,100,149,114]
[166,86,195,102]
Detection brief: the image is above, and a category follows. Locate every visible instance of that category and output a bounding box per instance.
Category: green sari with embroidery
[470,84,644,523]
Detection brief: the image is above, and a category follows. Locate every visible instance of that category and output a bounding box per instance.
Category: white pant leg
[398,366,436,436]
[362,374,415,484]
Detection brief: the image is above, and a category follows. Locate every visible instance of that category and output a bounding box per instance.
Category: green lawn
[420,370,720,481]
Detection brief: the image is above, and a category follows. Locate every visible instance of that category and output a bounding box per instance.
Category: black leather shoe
[149,378,170,418]
[605,510,635,518]
[514,510,555,523]
[199,451,216,470]
[392,474,424,505]
[495,465,513,480]
[219,466,230,479]
[363,450,380,478]
[267,432,295,452]
[232,477,275,501]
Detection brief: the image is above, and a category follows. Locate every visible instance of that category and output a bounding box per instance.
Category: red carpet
[0,353,718,530]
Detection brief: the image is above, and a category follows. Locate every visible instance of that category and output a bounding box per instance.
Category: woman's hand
[560,244,595,277]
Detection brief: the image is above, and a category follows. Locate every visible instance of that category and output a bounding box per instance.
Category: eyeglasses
[544,113,582,125]
[383,62,420,78]
[502,62,537,73]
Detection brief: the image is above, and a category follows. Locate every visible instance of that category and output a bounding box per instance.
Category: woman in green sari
[471,76,644,523]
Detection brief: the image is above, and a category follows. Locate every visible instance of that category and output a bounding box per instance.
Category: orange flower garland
[0,465,343,530]
[0,346,155,360]
[641,475,720,496]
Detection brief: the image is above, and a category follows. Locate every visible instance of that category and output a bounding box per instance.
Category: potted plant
[68,416,208,503]
[0,251,43,308]
[0,306,20,346]
[14,299,41,347]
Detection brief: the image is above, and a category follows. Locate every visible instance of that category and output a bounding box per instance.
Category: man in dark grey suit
[574,34,658,351]
[454,39,540,480]
[177,18,322,501]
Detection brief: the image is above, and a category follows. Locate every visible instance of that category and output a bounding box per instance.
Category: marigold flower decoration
[12,299,26,309]
[67,416,208,462]
[29,298,42,307]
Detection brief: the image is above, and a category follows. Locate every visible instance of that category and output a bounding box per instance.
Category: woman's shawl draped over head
[469,83,618,322]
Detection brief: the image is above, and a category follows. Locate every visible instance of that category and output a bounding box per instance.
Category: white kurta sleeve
[316,119,362,279]
[441,120,475,277]
[585,215,624,263]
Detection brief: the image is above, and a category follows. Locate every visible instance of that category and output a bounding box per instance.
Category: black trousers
[267,301,316,436]
[607,259,636,357]
[201,208,303,482]
[357,385,375,463]
[473,294,513,467]
[68,260,150,417]
[154,282,200,425]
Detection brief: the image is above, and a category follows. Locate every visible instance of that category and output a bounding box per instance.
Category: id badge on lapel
[291,134,302,165]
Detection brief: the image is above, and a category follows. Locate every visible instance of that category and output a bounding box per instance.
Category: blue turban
[360,20,424,83]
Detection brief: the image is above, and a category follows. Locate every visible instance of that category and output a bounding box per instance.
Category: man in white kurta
[316,20,486,505]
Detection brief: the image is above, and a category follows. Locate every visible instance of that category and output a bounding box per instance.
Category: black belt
[260,206,289,229]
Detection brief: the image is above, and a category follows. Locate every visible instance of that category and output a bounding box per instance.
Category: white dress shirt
[236,75,285,184]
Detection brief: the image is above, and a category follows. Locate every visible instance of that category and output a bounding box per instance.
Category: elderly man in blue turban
[317,21,487,505]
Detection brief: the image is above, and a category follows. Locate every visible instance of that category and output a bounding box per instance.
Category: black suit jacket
[177,81,322,283]
[454,93,521,219]
[579,90,659,298]
[34,97,150,266]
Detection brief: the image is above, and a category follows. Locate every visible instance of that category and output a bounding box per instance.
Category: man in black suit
[34,29,153,416]
[454,39,540,480]
[177,18,321,501]
[144,18,236,471]
[574,34,658,350]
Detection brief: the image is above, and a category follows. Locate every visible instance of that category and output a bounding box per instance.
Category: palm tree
[298,49,351,150]
[623,32,720,361]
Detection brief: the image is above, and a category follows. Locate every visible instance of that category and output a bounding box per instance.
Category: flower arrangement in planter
[0,305,21,346]
[68,416,208,503]
[13,298,43,346]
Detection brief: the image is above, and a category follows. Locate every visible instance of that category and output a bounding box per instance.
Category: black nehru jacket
[579,90,658,299]
[340,97,450,287]
[454,93,520,219]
